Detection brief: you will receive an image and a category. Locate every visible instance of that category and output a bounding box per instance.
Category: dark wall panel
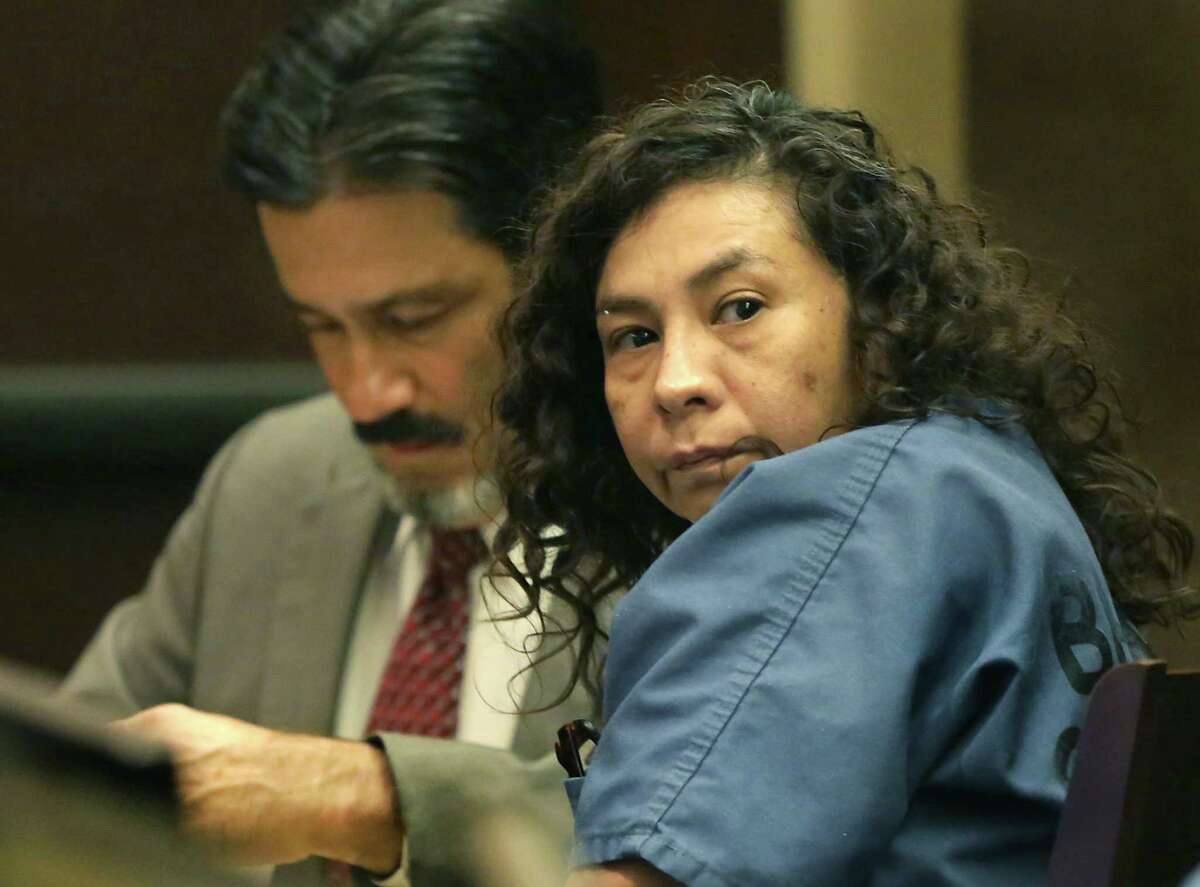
[968,2,1200,664]
[5,1,306,364]
[5,1,782,366]
[577,0,784,110]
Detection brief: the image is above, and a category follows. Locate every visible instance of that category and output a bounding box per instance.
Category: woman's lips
[669,447,733,470]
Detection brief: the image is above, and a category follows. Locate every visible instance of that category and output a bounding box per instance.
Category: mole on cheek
[802,371,819,393]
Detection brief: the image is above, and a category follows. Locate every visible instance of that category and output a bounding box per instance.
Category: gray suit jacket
[61,394,595,886]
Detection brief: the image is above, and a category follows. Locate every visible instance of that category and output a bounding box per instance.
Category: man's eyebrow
[595,247,777,317]
[361,285,471,315]
[284,284,470,317]
[283,295,324,315]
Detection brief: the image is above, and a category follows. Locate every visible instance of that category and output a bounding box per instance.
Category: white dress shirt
[334,513,536,742]
[333,513,539,885]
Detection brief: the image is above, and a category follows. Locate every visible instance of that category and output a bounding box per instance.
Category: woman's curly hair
[491,78,1196,705]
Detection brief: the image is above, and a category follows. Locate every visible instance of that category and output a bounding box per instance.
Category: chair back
[1048,659,1200,887]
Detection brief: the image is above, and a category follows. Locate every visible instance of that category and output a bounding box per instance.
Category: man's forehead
[257,190,481,250]
[257,190,513,306]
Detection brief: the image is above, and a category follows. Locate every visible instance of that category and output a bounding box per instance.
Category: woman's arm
[568,860,682,887]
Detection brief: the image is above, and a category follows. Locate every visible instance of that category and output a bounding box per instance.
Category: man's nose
[652,334,721,417]
[339,338,416,423]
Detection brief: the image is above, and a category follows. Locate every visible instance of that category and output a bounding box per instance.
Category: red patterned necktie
[365,526,487,737]
[327,527,486,885]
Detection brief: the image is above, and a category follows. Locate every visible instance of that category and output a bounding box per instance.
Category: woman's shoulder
[698,411,1096,598]
[724,411,1060,518]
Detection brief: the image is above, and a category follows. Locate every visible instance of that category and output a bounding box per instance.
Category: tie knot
[428,528,487,594]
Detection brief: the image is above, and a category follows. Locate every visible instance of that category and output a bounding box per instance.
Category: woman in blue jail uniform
[493,79,1196,886]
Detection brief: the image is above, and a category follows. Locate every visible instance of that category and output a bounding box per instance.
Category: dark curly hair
[492,79,1196,705]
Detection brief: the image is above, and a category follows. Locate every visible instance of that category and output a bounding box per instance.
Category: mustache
[353,410,465,446]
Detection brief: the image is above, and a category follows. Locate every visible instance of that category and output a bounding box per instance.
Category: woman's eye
[612,327,659,352]
[715,297,763,325]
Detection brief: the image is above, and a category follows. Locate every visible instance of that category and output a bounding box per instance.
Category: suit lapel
[255,443,606,750]
[257,467,389,735]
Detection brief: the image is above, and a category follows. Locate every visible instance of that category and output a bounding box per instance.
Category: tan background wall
[786,0,967,198]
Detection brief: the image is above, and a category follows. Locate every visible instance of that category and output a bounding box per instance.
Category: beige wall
[785,0,967,198]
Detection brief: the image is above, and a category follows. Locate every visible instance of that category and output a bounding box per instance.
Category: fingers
[112,701,190,734]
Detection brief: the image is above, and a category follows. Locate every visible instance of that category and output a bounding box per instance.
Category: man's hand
[113,704,404,872]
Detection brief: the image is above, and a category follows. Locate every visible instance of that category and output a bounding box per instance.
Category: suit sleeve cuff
[367,839,411,886]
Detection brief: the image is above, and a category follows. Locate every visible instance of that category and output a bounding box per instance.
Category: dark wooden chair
[1048,659,1200,887]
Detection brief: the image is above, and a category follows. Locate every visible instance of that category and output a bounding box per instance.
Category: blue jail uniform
[568,413,1144,886]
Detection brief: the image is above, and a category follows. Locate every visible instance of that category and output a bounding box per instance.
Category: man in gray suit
[60,1,601,884]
